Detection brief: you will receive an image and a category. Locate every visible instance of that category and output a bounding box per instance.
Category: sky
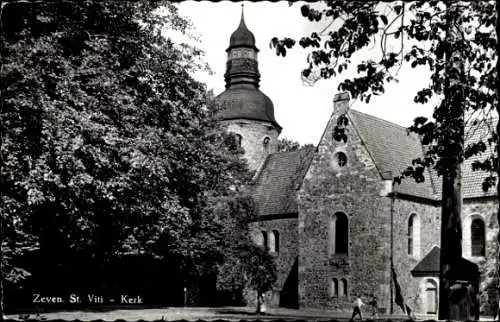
[175,1,436,146]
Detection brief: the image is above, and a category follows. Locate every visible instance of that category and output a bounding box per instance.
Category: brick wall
[221,119,279,172]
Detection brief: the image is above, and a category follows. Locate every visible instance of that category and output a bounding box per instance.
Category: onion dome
[227,6,258,51]
[215,5,281,131]
[216,85,281,130]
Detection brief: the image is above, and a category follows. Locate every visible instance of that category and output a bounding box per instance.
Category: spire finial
[240,3,245,26]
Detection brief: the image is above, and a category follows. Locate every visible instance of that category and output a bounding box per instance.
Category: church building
[214,8,498,318]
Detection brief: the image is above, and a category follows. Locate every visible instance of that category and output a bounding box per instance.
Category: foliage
[271,1,498,318]
[480,224,499,315]
[216,241,277,296]
[1,0,258,307]
[271,1,497,187]
[278,137,301,152]
[277,137,315,153]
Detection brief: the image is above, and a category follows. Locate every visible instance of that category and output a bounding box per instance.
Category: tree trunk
[438,3,466,320]
[496,0,500,321]
[0,203,4,322]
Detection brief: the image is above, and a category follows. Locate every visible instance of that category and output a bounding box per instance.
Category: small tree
[277,137,315,153]
[217,242,277,313]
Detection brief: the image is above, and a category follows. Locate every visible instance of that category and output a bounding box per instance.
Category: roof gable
[411,246,440,276]
[411,246,480,279]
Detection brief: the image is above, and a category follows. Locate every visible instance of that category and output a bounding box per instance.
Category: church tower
[215,5,282,172]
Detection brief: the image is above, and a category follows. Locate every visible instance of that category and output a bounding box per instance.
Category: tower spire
[240,3,245,26]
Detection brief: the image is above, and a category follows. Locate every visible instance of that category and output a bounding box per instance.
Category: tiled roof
[348,110,497,200]
[411,246,479,279]
[216,85,281,130]
[348,110,438,199]
[252,111,497,217]
[252,147,315,216]
[462,117,497,199]
[411,246,440,276]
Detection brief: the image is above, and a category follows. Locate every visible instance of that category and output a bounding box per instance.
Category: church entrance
[425,280,438,314]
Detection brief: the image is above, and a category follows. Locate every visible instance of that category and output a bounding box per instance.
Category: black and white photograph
[1,0,499,321]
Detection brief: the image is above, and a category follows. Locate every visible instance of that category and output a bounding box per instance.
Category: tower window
[263,137,270,146]
[235,134,242,147]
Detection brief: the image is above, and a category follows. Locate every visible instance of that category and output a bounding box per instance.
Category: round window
[332,151,348,169]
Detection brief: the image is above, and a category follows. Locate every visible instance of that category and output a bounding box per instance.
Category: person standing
[350,295,365,321]
[369,295,378,319]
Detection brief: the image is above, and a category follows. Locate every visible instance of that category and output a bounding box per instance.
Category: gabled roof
[252,111,497,217]
[348,110,438,200]
[348,110,497,201]
[411,246,480,279]
[252,147,315,216]
[411,246,440,277]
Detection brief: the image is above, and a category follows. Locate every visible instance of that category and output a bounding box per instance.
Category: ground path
[5,307,495,321]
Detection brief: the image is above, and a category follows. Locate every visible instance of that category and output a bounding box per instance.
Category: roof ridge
[349,109,413,132]
[268,147,310,157]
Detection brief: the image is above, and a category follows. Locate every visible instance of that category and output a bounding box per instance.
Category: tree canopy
[272,1,497,186]
[1,0,266,310]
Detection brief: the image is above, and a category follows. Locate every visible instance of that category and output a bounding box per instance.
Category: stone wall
[391,197,440,315]
[297,106,392,311]
[390,197,499,316]
[221,119,279,172]
[463,198,499,315]
[249,216,299,308]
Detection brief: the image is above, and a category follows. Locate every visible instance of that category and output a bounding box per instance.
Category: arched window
[330,212,349,255]
[261,231,268,249]
[330,278,339,297]
[270,230,279,253]
[408,215,414,255]
[340,278,348,297]
[263,137,270,146]
[336,213,348,254]
[253,231,264,246]
[424,279,438,314]
[408,213,421,258]
[471,218,485,257]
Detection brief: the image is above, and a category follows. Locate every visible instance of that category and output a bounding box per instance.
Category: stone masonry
[221,119,279,172]
[215,9,499,317]
[297,94,392,310]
